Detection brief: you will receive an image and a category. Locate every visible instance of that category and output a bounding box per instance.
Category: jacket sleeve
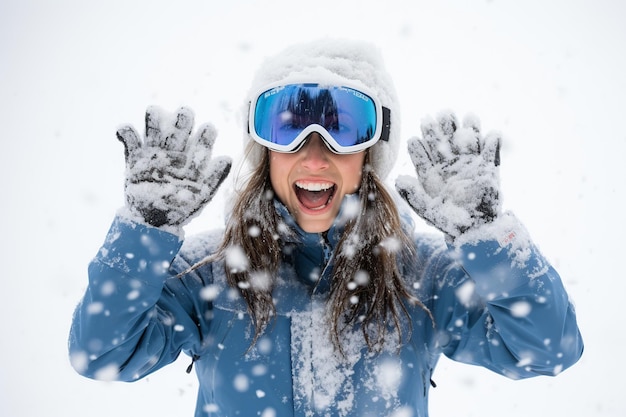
[418,213,583,380]
[68,216,203,382]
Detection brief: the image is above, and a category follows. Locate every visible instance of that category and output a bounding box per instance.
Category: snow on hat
[244,38,401,179]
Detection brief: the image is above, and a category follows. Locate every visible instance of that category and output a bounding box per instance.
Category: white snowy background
[1,0,623,415]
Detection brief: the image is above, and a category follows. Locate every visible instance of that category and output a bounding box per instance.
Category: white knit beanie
[244,38,401,179]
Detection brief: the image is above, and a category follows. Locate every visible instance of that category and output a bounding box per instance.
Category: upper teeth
[295,181,334,191]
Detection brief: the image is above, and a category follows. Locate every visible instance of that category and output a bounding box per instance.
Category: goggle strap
[381,106,391,142]
[246,101,251,134]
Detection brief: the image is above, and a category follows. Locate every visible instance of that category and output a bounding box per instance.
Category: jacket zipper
[186,354,200,374]
[312,232,333,295]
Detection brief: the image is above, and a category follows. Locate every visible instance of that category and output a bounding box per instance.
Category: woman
[69,38,583,417]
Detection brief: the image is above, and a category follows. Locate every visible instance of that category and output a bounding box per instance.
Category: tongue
[296,188,334,210]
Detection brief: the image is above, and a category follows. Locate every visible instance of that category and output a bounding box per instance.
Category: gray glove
[395,111,502,240]
[116,106,232,229]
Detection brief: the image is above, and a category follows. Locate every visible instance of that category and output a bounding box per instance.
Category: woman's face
[269,133,366,233]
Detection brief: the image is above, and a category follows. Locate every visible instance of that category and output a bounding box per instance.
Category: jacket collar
[274,194,360,292]
[273,194,359,247]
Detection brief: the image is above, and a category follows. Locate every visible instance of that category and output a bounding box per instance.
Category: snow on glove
[395,111,502,240]
[117,106,232,230]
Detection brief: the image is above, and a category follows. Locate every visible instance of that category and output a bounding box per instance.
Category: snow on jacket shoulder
[68,212,583,417]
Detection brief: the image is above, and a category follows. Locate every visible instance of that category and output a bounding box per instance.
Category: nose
[300,133,330,170]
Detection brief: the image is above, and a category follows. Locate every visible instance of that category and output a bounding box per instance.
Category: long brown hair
[211,143,428,353]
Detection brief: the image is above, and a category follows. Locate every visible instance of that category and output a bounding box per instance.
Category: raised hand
[117,106,232,230]
[395,111,502,240]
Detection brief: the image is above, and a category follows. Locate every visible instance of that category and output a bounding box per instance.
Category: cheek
[344,155,366,192]
[348,173,362,192]
[269,153,292,199]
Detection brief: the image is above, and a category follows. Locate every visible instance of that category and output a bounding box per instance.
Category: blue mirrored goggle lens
[253,84,378,149]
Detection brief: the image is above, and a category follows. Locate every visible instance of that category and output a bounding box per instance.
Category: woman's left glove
[116,106,232,231]
[395,111,502,241]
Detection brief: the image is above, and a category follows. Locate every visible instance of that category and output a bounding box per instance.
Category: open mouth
[294,180,337,211]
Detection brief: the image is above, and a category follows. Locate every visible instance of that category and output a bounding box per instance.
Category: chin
[295,214,335,234]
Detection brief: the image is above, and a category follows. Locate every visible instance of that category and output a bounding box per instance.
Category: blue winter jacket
[69,199,583,417]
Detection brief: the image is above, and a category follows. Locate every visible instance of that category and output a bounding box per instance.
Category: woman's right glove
[116,106,232,232]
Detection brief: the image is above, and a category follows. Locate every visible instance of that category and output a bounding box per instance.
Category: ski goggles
[248,82,390,154]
